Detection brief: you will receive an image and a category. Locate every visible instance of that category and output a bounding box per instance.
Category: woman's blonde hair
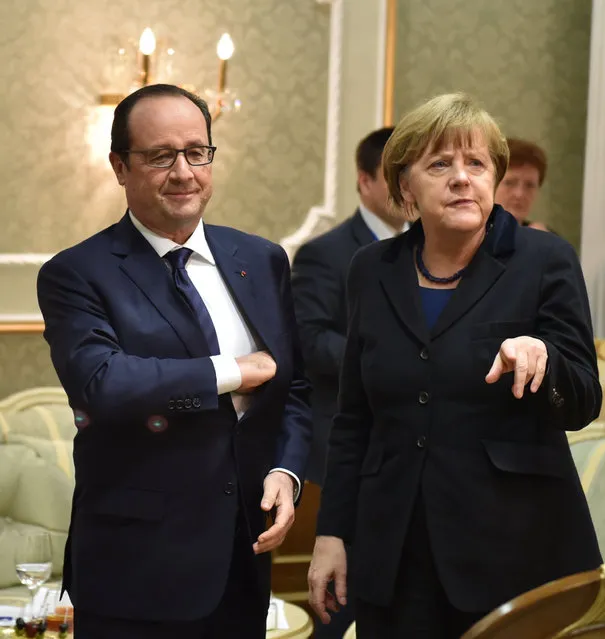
[383,93,509,213]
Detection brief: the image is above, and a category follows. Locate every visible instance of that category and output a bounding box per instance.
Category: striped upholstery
[567,339,605,557]
[595,339,605,422]
[0,387,74,589]
[569,423,605,555]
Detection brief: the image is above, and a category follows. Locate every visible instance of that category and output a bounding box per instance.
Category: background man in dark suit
[290,126,401,638]
[291,126,402,487]
[37,84,311,639]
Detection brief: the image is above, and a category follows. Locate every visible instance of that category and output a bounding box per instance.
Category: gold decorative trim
[98,93,125,106]
[383,0,397,126]
[272,553,313,564]
[272,591,310,602]
[0,322,45,333]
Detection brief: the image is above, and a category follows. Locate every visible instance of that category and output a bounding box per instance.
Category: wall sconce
[99,28,240,121]
[204,33,241,121]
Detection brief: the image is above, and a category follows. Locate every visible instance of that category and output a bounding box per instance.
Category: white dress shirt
[129,212,300,496]
[359,203,410,239]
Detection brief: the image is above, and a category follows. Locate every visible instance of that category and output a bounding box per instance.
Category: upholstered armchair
[0,387,74,592]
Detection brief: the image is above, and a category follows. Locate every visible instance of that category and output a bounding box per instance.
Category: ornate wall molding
[0,253,51,330]
[580,0,605,338]
[0,254,53,265]
[279,0,343,260]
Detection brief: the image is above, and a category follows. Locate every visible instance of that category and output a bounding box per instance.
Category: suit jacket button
[420,347,429,361]
[176,399,184,410]
[192,397,201,408]
[184,398,192,409]
[417,436,427,448]
[224,482,235,495]
[168,400,176,410]
[418,391,430,404]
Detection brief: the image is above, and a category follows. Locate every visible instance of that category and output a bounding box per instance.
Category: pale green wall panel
[393,0,591,247]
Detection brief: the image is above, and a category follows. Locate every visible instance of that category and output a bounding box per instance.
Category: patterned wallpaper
[0,335,59,398]
[0,0,329,252]
[393,0,591,249]
[0,0,330,397]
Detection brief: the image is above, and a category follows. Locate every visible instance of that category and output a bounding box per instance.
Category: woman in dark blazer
[307,93,602,638]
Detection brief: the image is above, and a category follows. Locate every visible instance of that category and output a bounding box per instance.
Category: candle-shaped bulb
[217,33,234,60]
[139,28,156,55]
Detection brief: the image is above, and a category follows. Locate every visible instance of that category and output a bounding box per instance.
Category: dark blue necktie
[165,247,221,355]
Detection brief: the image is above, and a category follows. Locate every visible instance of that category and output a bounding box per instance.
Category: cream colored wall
[336,1,386,220]
[393,0,591,249]
[0,0,331,397]
[0,0,329,253]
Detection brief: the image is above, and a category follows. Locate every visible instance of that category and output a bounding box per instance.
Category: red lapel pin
[240,270,247,277]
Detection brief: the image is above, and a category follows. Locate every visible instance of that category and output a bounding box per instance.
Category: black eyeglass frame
[117,145,217,168]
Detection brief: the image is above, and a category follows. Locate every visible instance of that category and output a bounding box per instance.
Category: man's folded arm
[37,257,221,423]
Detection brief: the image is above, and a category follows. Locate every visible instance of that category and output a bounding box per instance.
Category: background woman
[495,137,550,231]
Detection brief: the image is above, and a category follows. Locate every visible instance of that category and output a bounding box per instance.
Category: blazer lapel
[379,232,429,345]
[431,205,517,340]
[205,229,279,357]
[111,214,213,358]
[379,206,518,344]
[430,247,505,340]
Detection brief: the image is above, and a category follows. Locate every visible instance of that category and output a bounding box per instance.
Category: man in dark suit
[291,126,404,487]
[37,84,311,639]
[290,127,402,638]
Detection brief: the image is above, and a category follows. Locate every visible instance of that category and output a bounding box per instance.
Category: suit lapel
[379,233,429,345]
[350,209,377,247]
[205,229,279,357]
[379,206,517,344]
[111,214,213,358]
[430,207,517,339]
[430,247,505,339]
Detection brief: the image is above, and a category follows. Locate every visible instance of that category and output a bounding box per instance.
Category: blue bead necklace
[415,241,468,284]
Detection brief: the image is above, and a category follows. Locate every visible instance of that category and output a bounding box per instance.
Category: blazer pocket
[482,439,567,478]
[83,487,165,522]
[359,443,384,476]
[471,320,535,340]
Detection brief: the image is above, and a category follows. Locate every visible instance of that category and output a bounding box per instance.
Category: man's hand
[236,351,277,393]
[308,536,348,624]
[253,471,295,555]
[485,336,548,398]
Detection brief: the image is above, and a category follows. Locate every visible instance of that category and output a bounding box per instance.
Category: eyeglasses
[119,145,217,168]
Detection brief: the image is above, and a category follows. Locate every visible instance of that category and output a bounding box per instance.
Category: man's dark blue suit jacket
[37,213,312,621]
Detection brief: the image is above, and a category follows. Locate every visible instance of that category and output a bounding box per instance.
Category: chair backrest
[461,566,605,639]
[0,386,73,588]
